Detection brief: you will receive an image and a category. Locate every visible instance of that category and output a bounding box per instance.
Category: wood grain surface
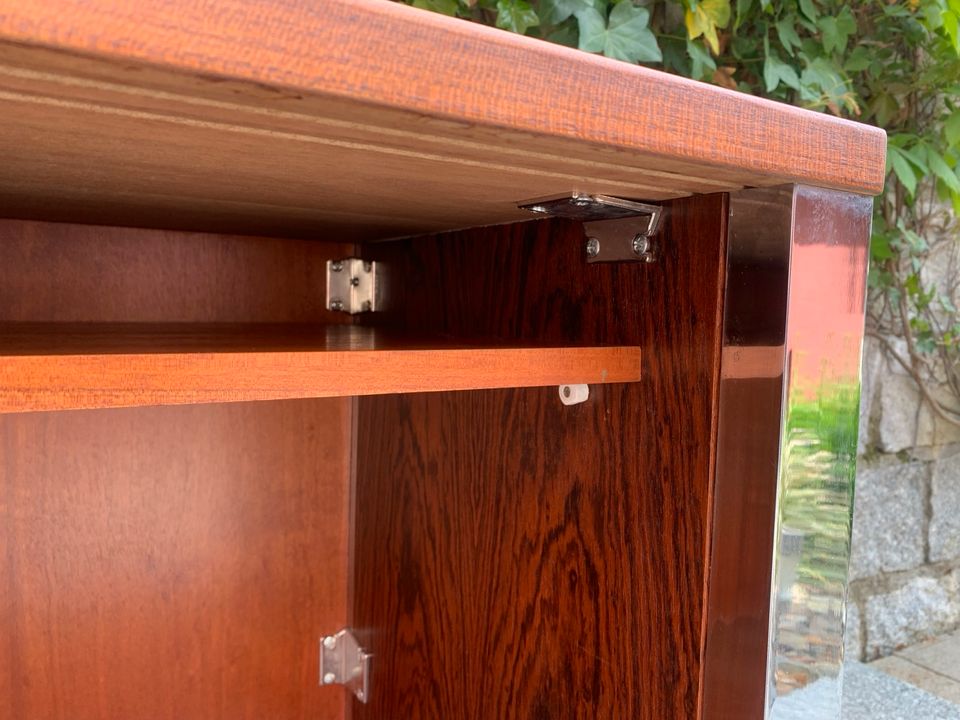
[352,198,728,719]
[0,399,352,720]
[0,1,884,239]
[0,217,353,719]
[0,219,351,323]
[0,323,641,413]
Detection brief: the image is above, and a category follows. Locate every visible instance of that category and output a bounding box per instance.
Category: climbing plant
[406,0,960,426]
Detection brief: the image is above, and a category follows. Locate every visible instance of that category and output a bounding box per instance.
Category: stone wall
[847,337,960,661]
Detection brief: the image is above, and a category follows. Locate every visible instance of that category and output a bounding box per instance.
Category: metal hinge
[518,192,663,263]
[320,629,371,703]
[326,258,380,314]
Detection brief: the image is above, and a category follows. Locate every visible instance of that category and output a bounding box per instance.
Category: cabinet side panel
[0,400,350,720]
[352,198,728,719]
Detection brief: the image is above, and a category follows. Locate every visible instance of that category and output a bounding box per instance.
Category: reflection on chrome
[767,186,872,719]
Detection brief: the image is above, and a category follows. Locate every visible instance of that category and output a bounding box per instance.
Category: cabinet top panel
[0,0,886,239]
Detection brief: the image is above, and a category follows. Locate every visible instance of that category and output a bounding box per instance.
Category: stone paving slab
[898,630,960,682]
[766,662,960,719]
[871,655,960,704]
[843,661,960,720]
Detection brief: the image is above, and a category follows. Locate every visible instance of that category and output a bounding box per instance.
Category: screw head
[330,261,343,272]
[632,234,651,256]
[322,672,337,685]
[350,277,360,287]
[329,299,344,312]
[585,237,600,258]
[323,636,337,650]
[361,300,373,312]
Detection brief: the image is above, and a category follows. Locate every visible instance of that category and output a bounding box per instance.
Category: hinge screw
[632,234,656,262]
[329,299,344,312]
[322,672,336,685]
[585,237,600,258]
[632,235,650,256]
[330,261,343,272]
[323,636,337,650]
[350,277,360,287]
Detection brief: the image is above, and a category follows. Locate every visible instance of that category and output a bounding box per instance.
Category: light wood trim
[0,325,642,413]
[0,0,885,207]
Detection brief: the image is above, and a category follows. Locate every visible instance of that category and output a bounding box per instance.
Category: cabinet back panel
[353,198,728,719]
[1,399,351,720]
[0,218,352,323]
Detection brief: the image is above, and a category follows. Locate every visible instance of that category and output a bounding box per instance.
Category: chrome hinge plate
[320,629,371,703]
[517,192,663,263]
[326,258,379,314]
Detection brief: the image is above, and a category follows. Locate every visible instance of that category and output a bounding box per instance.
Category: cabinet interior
[2,189,727,719]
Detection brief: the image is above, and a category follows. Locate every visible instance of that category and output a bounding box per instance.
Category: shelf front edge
[0,346,642,413]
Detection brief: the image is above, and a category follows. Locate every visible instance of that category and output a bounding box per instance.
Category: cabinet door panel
[353,196,728,719]
[1,399,351,720]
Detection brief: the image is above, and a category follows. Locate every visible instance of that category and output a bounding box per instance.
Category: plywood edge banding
[0,345,642,413]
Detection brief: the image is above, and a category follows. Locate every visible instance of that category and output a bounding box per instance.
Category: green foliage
[402,0,960,423]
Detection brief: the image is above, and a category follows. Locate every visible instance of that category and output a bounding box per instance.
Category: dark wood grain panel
[0,399,351,720]
[352,196,728,719]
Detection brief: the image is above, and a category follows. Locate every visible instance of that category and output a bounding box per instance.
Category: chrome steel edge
[765,186,871,719]
[706,186,871,719]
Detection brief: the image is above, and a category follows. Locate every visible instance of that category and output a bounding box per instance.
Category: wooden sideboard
[0,2,885,719]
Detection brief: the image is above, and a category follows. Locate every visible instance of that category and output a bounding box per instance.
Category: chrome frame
[702,185,872,719]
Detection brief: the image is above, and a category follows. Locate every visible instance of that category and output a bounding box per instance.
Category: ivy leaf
[763,54,801,92]
[546,16,580,47]
[735,0,754,30]
[798,0,819,24]
[413,0,459,14]
[776,16,803,56]
[818,7,856,55]
[687,38,717,80]
[945,110,960,148]
[943,0,960,55]
[870,232,896,261]
[927,147,960,193]
[799,56,857,114]
[539,0,591,25]
[844,46,872,73]
[888,146,919,196]
[496,0,539,33]
[577,3,662,63]
[685,0,732,55]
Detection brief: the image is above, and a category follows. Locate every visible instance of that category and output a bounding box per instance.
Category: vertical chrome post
[701,186,872,719]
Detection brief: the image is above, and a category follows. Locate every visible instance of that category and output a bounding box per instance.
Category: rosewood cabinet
[0,2,886,719]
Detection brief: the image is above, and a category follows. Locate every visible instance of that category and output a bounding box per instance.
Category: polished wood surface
[0,217,354,719]
[0,399,352,720]
[0,323,641,413]
[699,189,793,719]
[0,219,351,323]
[352,199,728,719]
[0,1,884,239]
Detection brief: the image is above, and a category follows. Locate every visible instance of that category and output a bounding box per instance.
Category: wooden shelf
[0,324,642,413]
[0,0,886,240]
